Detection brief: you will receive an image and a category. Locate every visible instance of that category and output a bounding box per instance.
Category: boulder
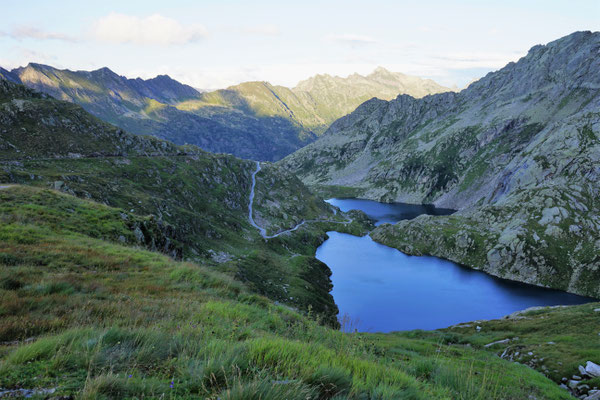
[53,180,64,190]
[579,384,590,394]
[133,226,145,243]
[585,391,600,400]
[586,361,600,377]
[484,338,511,348]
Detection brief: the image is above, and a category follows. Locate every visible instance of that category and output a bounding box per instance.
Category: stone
[569,380,581,389]
[586,361,600,377]
[579,385,590,394]
[484,338,511,348]
[133,227,145,243]
[53,180,64,190]
[207,250,233,263]
[585,391,600,400]
[573,375,582,380]
[580,366,589,377]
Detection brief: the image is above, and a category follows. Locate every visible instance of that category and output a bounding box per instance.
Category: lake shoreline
[319,198,595,333]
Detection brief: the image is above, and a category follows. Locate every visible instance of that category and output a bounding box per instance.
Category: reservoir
[317,198,594,332]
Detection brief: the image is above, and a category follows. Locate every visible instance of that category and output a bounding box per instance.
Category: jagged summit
[281,30,600,299]
[466,30,600,100]
[0,61,450,160]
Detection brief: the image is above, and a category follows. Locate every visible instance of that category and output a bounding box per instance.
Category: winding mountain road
[248,161,308,239]
[248,161,351,239]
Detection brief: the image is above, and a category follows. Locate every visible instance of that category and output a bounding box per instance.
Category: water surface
[326,197,454,226]
[317,198,594,332]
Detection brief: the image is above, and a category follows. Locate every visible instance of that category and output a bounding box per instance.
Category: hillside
[0,78,373,325]
[1,71,599,400]
[4,64,449,161]
[7,63,310,161]
[281,31,600,298]
[2,184,590,399]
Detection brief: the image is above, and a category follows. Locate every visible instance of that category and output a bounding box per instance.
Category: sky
[1,0,598,90]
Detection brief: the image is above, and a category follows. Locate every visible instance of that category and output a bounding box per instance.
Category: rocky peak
[12,63,63,91]
[368,66,396,78]
[294,73,337,91]
[0,67,19,83]
[134,74,200,103]
[465,31,600,101]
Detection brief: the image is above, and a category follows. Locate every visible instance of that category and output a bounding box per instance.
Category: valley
[0,19,599,400]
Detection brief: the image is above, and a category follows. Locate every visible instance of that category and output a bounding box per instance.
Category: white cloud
[326,34,376,46]
[1,26,76,42]
[92,13,207,45]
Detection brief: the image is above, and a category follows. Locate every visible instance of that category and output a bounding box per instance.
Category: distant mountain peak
[371,66,392,75]
[148,74,176,82]
[294,68,451,99]
[0,67,20,83]
[25,62,49,70]
[92,66,116,74]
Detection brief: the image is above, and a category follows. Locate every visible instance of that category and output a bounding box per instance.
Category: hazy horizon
[1,0,599,90]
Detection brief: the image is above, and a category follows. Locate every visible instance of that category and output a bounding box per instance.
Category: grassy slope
[0,78,364,325]
[1,156,369,326]
[0,185,578,399]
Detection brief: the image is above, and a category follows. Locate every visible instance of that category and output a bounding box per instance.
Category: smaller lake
[319,198,594,332]
[326,197,455,226]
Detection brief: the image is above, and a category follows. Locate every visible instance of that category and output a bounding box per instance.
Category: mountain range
[1,62,597,400]
[282,30,600,298]
[1,30,600,399]
[2,64,450,161]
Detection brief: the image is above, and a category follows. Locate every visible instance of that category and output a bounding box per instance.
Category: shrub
[219,379,317,400]
[305,366,353,399]
[0,277,23,290]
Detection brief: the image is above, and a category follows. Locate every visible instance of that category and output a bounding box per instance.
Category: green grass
[1,150,359,322]
[0,185,580,399]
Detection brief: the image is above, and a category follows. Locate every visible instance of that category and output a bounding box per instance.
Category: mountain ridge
[2,63,450,160]
[281,30,600,298]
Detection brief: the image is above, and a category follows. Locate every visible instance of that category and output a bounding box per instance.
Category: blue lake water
[326,197,455,226]
[318,198,594,332]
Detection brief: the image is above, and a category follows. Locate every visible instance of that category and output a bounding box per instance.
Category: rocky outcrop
[282,31,600,297]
